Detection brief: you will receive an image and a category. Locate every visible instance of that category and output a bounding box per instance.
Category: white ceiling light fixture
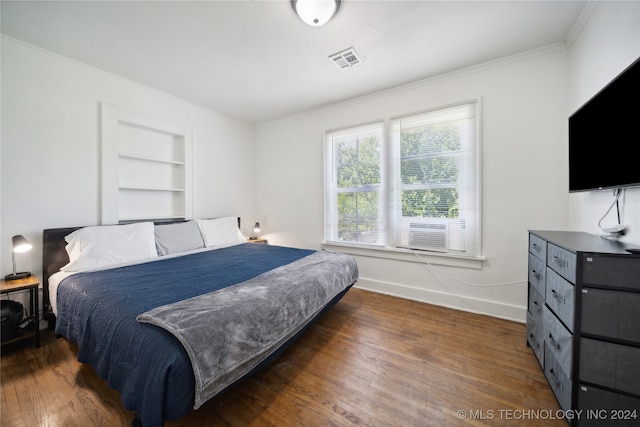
[292,0,341,26]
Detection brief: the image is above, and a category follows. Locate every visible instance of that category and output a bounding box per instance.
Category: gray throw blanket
[137,250,358,409]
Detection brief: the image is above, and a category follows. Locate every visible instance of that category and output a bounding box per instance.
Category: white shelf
[119,186,186,192]
[119,215,186,223]
[119,154,185,165]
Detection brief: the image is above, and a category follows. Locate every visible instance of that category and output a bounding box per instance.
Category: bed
[42,218,358,427]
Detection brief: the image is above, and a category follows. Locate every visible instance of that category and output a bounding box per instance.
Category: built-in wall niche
[101,104,193,224]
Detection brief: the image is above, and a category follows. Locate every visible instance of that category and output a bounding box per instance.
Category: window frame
[391,101,479,255]
[324,122,385,246]
[323,100,483,265]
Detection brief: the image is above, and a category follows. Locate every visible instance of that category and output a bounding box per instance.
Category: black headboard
[42,226,81,325]
[42,227,81,306]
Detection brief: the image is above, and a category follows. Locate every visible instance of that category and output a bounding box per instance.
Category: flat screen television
[569,56,640,192]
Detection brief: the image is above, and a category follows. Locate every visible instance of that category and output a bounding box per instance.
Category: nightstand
[1,275,40,348]
[247,238,268,245]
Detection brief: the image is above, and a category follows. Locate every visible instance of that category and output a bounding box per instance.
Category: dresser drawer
[528,285,544,318]
[583,254,640,292]
[529,234,547,262]
[528,253,546,295]
[547,243,577,283]
[545,346,571,411]
[546,268,575,332]
[544,305,573,378]
[580,338,640,396]
[527,310,544,368]
[581,288,640,343]
[577,384,640,427]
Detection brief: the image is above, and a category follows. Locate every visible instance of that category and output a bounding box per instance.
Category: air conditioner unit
[409,222,447,250]
[403,220,466,252]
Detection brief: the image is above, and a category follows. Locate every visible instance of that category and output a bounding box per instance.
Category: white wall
[567,1,640,242]
[1,37,255,287]
[254,47,571,322]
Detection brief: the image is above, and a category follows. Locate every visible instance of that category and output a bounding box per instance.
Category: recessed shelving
[102,104,193,224]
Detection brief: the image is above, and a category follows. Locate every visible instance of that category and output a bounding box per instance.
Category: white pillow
[196,217,246,248]
[62,222,158,272]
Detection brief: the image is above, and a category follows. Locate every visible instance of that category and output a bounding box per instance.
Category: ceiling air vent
[329,47,362,69]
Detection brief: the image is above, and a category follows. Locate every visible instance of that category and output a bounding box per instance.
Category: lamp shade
[12,235,32,253]
[5,235,32,280]
[292,0,341,26]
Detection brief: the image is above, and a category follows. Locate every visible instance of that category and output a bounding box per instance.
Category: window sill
[321,241,485,270]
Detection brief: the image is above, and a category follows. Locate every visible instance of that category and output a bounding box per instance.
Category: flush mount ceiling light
[292,0,341,26]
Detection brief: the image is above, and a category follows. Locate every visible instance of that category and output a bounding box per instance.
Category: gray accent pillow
[155,220,205,256]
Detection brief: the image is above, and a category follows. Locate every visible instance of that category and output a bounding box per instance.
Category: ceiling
[1,1,588,124]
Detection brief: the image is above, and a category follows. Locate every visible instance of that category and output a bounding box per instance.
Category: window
[325,101,480,258]
[324,123,384,245]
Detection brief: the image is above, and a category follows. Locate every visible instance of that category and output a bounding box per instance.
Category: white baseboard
[353,277,526,323]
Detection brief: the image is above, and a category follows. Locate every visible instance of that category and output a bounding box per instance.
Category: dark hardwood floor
[1,288,564,426]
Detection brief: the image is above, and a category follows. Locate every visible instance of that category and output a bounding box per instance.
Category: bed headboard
[41,218,242,321]
[42,226,81,318]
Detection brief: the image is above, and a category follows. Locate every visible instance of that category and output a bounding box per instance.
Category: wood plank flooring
[1,288,564,426]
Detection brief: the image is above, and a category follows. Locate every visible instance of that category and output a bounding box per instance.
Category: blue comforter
[55,243,315,427]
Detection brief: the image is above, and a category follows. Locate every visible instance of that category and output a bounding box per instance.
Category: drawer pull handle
[553,256,567,267]
[550,289,564,302]
[548,333,562,352]
[549,369,563,388]
[532,270,541,280]
[533,243,541,253]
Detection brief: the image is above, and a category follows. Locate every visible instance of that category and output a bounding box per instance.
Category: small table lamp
[5,235,33,280]
[249,222,261,240]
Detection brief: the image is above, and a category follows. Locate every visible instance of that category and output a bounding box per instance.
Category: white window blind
[325,123,384,245]
[392,102,479,255]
